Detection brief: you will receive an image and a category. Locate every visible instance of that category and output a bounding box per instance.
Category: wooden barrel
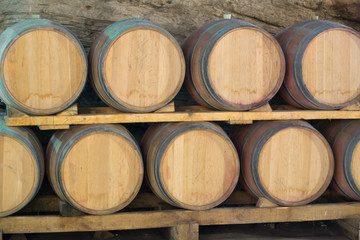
[318,120,360,200]
[276,20,360,109]
[182,19,285,111]
[46,124,143,215]
[141,122,239,210]
[89,19,185,113]
[0,119,44,217]
[231,120,334,206]
[0,19,87,115]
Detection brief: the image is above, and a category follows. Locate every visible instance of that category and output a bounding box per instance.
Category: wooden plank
[6,110,360,127]
[20,191,255,214]
[227,119,253,125]
[170,222,199,240]
[250,103,272,112]
[1,203,360,234]
[256,198,278,208]
[39,125,70,130]
[341,102,360,111]
[20,191,256,214]
[56,103,78,116]
[154,101,175,113]
[6,106,29,118]
[337,216,360,240]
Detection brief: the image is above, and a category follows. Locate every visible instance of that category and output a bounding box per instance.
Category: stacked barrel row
[0,18,359,114]
[2,118,360,216]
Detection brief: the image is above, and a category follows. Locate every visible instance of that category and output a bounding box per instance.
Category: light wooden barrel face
[143,122,240,210]
[160,129,238,208]
[257,127,332,204]
[56,129,143,214]
[183,19,285,111]
[276,20,360,109]
[231,121,334,206]
[47,125,144,215]
[1,25,87,115]
[90,19,185,112]
[302,29,360,105]
[103,29,184,109]
[0,135,39,217]
[60,132,143,211]
[208,28,283,105]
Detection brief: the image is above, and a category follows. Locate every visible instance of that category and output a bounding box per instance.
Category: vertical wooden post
[337,216,360,240]
[169,222,199,240]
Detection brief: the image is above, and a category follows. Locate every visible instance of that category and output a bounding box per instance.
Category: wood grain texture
[182,19,285,111]
[231,120,334,206]
[89,19,184,113]
[170,222,199,240]
[5,108,360,128]
[0,124,44,217]
[276,20,360,109]
[141,122,239,210]
[318,120,360,200]
[302,29,360,105]
[1,202,360,233]
[46,124,143,215]
[208,28,283,106]
[0,19,87,115]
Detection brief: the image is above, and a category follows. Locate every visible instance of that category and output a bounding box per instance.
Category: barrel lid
[58,128,143,214]
[301,28,360,107]
[0,19,87,115]
[255,125,333,205]
[99,22,185,112]
[156,125,239,210]
[205,25,285,109]
[0,133,39,217]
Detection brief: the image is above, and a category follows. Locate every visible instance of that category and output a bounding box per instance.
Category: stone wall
[1,0,359,51]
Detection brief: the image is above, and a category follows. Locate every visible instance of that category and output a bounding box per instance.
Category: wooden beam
[1,203,360,234]
[341,102,360,111]
[250,103,272,112]
[337,216,360,240]
[6,110,360,127]
[170,222,199,240]
[20,191,255,214]
[256,197,278,208]
[39,124,70,130]
[56,103,78,116]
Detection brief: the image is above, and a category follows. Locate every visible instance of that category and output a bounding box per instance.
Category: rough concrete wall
[1,0,359,51]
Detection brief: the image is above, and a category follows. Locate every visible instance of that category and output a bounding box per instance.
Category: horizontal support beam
[1,203,360,234]
[5,110,360,127]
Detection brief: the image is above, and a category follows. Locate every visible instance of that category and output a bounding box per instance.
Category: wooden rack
[1,191,360,240]
[2,102,360,240]
[5,102,360,130]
